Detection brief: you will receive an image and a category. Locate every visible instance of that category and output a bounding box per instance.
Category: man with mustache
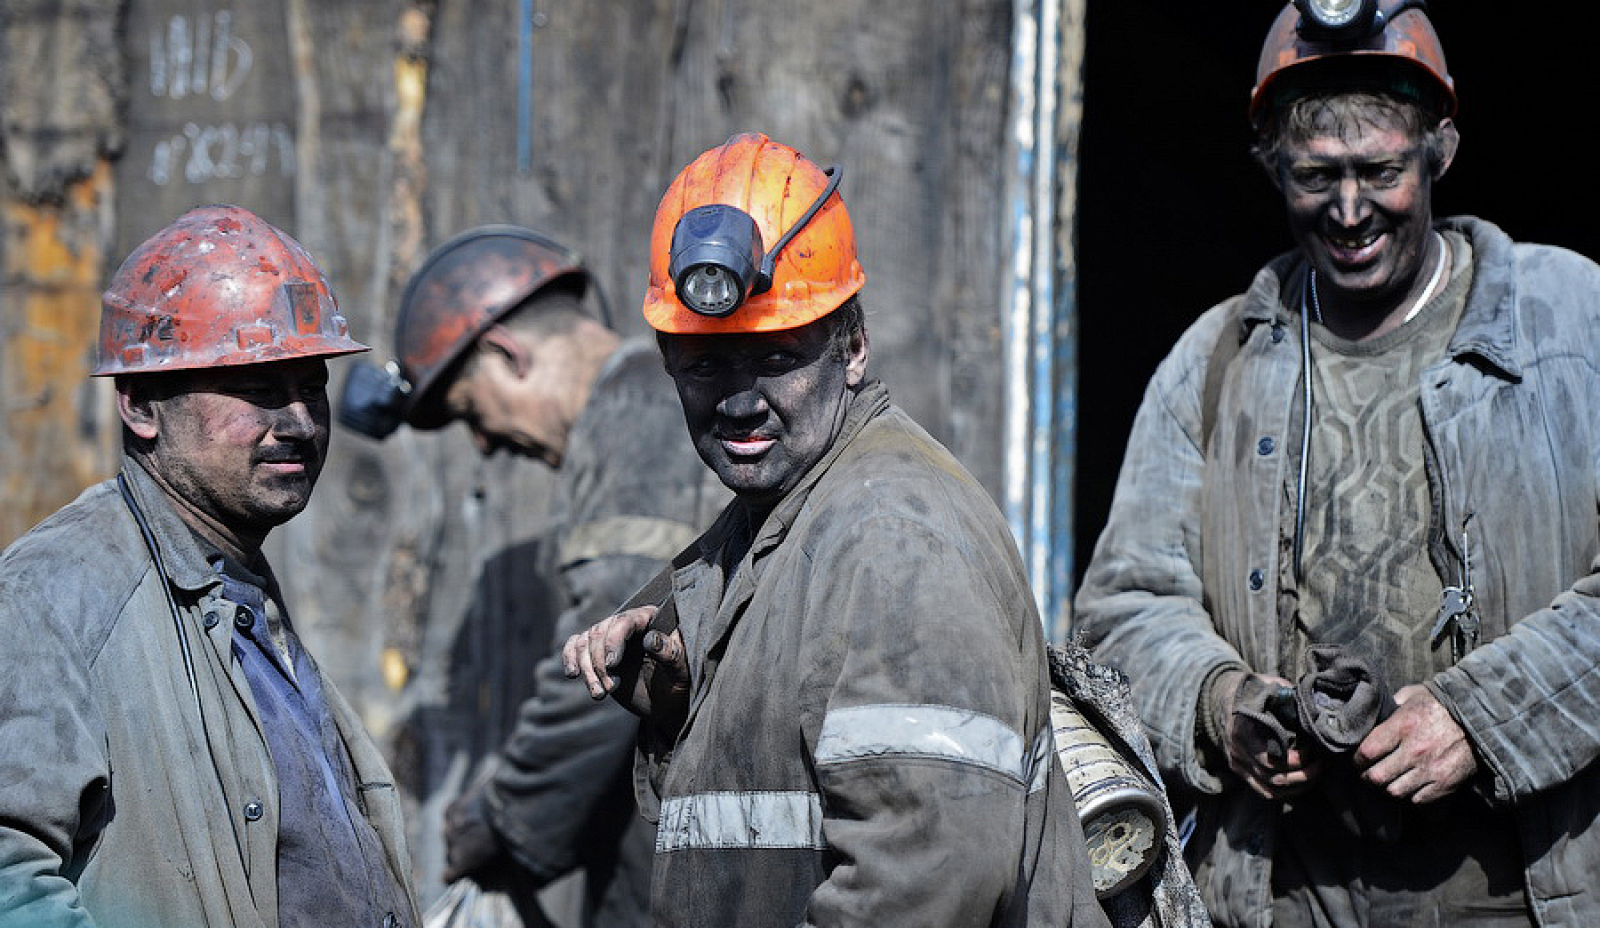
[562,133,1111,927]
[0,206,419,927]
[338,226,723,927]
[1075,3,1600,925]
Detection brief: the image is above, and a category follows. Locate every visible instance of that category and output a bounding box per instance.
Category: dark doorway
[1075,2,1600,584]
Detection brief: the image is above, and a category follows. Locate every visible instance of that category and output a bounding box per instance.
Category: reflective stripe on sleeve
[558,515,699,569]
[1028,724,1054,794]
[814,703,1038,787]
[655,791,825,853]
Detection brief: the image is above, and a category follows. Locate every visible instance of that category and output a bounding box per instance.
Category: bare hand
[1218,670,1323,800]
[561,605,690,725]
[1354,684,1475,803]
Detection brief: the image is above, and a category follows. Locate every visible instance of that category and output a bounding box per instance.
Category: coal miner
[562,132,1112,928]
[1075,2,1600,925]
[338,226,723,927]
[0,205,419,928]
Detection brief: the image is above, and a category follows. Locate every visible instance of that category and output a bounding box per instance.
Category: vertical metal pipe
[517,0,534,172]
[1003,0,1081,640]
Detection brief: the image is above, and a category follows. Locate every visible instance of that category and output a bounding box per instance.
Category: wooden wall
[1,0,1024,904]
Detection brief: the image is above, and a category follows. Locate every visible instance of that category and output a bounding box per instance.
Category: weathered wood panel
[0,0,123,542]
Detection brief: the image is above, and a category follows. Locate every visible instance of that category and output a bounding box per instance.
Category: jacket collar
[1240,216,1522,381]
[704,380,892,564]
[118,455,229,596]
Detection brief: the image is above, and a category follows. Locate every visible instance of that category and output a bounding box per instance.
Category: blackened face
[140,358,331,539]
[660,317,866,509]
[1278,122,1438,315]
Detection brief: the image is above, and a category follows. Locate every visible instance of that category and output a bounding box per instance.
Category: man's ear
[116,377,161,441]
[1432,118,1460,180]
[845,327,870,388]
[478,324,531,379]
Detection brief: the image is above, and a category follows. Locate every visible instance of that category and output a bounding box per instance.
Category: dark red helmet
[1251,1,1456,127]
[337,226,593,437]
[94,205,365,376]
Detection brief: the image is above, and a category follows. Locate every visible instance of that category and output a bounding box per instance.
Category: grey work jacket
[0,461,419,928]
[637,382,1110,928]
[1075,217,1600,928]
[484,339,725,927]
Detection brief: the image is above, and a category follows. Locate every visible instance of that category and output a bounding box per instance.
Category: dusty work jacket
[1075,217,1600,928]
[482,339,724,927]
[637,382,1110,928]
[0,460,419,928]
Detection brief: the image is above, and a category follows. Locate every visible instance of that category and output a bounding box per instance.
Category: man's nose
[273,399,318,440]
[717,387,768,421]
[1331,176,1369,227]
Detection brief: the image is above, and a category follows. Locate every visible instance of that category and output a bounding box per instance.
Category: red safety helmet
[335,226,594,438]
[1250,0,1456,127]
[93,205,366,376]
[643,132,866,335]
[389,226,590,429]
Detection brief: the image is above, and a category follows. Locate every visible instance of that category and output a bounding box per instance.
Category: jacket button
[234,606,253,630]
[1248,569,1264,591]
[244,801,264,821]
[1270,324,1285,343]
[1257,437,1275,456]
[203,610,220,630]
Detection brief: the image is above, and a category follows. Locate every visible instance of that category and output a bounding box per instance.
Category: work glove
[1205,669,1321,800]
[442,782,507,883]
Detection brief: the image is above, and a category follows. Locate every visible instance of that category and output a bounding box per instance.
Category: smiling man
[0,206,419,928]
[1075,3,1600,926]
[561,133,1109,928]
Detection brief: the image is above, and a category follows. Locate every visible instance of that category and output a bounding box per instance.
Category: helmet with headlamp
[1251,0,1456,126]
[336,225,600,438]
[643,132,866,335]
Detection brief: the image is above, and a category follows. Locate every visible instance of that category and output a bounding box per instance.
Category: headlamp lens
[679,264,743,316]
[668,205,763,317]
[1307,0,1360,26]
[1295,0,1379,38]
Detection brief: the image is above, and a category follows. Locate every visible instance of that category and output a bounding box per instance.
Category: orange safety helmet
[93,205,366,376]
[1250,0,1455,127]
[643,132,866,335]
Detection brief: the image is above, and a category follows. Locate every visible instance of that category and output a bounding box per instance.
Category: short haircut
[1253,59,1452,177]
[823,295,867,362]
[458,279,591,377]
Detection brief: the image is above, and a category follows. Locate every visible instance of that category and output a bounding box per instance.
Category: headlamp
[1294,0,1386,41]
[667,165,844,317]
[337,359,411,439]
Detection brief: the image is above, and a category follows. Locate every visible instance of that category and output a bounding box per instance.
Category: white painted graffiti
[149,11,253,102]
[149,122,296,186]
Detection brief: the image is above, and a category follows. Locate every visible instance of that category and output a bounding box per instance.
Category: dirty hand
[441,784,503,882]
[1216,669,1322,800]
[561,605,690,722]
[1355,684,1476,803]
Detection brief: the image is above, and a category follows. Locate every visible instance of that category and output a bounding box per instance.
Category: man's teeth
[1330,231,1380,249]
